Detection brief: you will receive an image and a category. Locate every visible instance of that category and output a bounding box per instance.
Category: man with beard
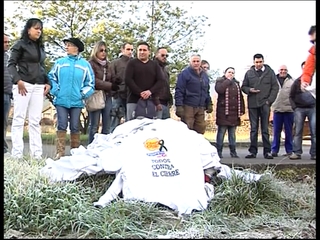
[154,47,173,119]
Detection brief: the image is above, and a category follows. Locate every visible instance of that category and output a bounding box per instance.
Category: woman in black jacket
[8,18,51,160]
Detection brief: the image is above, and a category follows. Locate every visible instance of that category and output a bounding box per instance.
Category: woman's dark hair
[224,67,235,73]
[308,25,316,35]
[201,60,210,69]
[20,18,44,47]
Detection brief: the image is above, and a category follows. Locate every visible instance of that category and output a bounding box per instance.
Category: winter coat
[89,58,113,96]
[155,59,173,106]
[271,74,294,112]
[241,64,279,108]
[175,66,212,108]
[7,38,50,85]
[109,55,131,100]
[48,54,95,108]
[215,76,245,126]
[301,45,316,84]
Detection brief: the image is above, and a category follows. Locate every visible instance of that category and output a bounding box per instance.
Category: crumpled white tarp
[40,118,263,215]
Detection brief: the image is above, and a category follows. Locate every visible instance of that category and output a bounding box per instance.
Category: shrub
[4,157,316,238]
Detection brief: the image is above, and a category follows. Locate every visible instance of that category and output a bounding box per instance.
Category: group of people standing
[212,25,316,161]
[3,17,316,162]
[4,18,173,160]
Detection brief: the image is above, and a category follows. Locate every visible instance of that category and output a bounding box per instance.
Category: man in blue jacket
[174,54,213,134]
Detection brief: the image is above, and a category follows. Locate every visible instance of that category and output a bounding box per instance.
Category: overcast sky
[4,1,315,79]
[170,1,316,79]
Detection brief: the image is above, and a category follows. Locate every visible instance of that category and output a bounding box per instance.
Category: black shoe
[264,153,274,159]
[271,152,278,157]
[245,153,256,158]
[230,152,239,158]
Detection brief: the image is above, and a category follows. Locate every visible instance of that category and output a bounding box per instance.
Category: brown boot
[54,130,66,160]
[70,132,80,149]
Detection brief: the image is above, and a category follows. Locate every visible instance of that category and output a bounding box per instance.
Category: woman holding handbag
[87,41,119,144]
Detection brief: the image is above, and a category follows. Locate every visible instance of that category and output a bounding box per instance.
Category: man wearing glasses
[241,53,279,159]
[110,42,134,131]
[154,47,173,119]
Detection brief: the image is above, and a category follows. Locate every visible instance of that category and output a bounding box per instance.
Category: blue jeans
[110,97,126,132]
[156,104,170,119]
[88,96,112,144]
[4,93,11,153]
[292,107,316,156]
[56,106,82,133]
[216,125,236,153]
[271,112,294,154]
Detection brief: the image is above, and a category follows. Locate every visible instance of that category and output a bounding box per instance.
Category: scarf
[225,79,241,117]
[97,58,107,66]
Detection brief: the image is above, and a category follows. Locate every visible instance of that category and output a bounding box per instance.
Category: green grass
[4,157,316,239]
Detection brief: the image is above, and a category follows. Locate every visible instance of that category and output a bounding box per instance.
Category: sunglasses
[161,54,169,58]
[100,49,107,53]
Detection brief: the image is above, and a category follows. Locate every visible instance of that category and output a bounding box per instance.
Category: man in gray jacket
[241,53,279,159]
[4,33,12,156]
[110,42,134,132]
[270,65,294,157]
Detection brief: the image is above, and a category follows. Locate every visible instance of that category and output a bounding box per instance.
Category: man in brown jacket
[110,42,134,131]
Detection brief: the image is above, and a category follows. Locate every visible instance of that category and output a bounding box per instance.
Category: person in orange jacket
[301,25,316,89]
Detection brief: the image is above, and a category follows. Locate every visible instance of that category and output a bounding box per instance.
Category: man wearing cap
[48,37,95,159]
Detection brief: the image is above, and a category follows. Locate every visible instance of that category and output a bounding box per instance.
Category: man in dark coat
[241,53,279,159]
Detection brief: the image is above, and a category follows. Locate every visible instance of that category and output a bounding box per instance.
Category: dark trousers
[248,105,271,155]
[4,93,11,153]
[110,97,126,133]
[271,112,294,154]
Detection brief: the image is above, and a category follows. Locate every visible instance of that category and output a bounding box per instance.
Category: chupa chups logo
[144,138,160,151]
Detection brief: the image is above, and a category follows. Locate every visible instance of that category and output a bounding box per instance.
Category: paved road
[6,141,315,168]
